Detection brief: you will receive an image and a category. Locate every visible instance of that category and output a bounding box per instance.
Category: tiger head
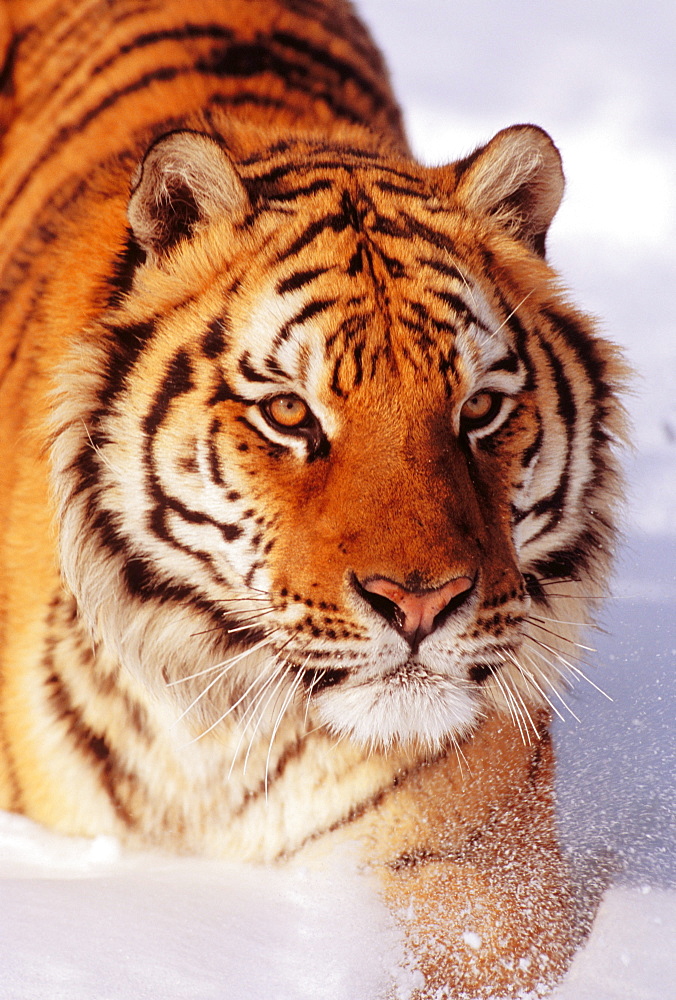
[51,124,626,749]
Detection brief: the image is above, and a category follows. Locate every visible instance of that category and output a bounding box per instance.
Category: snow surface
[1,1,674,998]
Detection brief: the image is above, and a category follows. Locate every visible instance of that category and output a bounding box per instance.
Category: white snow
[1,1,674,998]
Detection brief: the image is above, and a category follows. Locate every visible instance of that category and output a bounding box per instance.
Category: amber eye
[263,393,312,431]
[460,391,502,431]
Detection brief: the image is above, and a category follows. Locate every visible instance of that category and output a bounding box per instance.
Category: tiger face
[52,126,621,750]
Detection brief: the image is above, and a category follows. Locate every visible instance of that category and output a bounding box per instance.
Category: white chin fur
[315,668,480,749]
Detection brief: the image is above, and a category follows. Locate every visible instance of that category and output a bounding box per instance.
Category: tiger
[0,0,628,996]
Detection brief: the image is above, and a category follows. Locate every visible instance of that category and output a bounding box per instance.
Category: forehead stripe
[272,297,337,349]
[276,267,328,294]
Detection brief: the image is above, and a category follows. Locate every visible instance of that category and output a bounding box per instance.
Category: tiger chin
[0,0,628,997]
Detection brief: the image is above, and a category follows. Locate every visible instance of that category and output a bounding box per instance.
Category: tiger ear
[443,125,565,257]
[127,131,249,263]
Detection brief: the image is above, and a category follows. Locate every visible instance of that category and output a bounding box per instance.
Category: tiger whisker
[508,673,541,742]
[230,607,276,621]
[526,621,596,653]
[226,620,274,635]
[227,658,286,780]
[181,661,279,746]
[498,669,537,744]
[532,592,610,600]
[490,289,534,338]
[517,647,582,724]
[303,666,327,723]
[449,731,471,777]
[491,668,530,745]
[299,721,328,741]
[490,667,521,733]
[239,634,299,775]
[169,637,280,732]
[167,633,278,687]
[525,635,613,701]
[208,595,271,603]
[327,729,350,755]
[531,614,603,632]
[265,666,304,799]
[441,255,480,310]
[230,586,269,597]
[504,651,567,724]
[296,656,314,729]
[188,607,276,638]
[81,420,124,477]
[233,661,290,778]
[243,659,293,781]
[560,659,614,701]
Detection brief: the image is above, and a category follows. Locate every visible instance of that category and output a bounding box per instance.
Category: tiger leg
[345,717,586,998]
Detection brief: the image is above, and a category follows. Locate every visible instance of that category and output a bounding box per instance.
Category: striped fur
[0,2,628,996]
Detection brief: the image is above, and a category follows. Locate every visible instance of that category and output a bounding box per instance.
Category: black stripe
[330,353,346,397]
[98,318,154,404]
[398,212,459,255]
[380,251,406,278]
[236,414,291,457]
[248,152,421,188]
[272,29,389,107]
[531,528,602,583]
[277,211,349,260]
[0,35,18,96]
[543,337,578,428]
[141,354,245,547]
[0,274,47,390]
[202,317,227,359]
[149,490,244,544]
[352,341,365,387]
[543,309,612,401]
[0,63,189,227]
[123,555,199,603]
[488,348,520,374]
[375,178,427,199]
[44,664,136,827]
[48,24,236,125]
[197,40,382,128]
[208,375,255,406]
[429,288,481,329]
[274,297,336,346]
[207,417,225,486]
[106,231,146,306]
[277,0,398,69]
[519,337,576,535]
[143,350,194,436]
[418,256,468,282]
[96,23,235,72]
[264,355,292,379]
[504,308,537,392]
[276,266,328,294]
[521,410,544,468]
[238,353,271,384]
[209,90,287,113]
[261,178,333,203]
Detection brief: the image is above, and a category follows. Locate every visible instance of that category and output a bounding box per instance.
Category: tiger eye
[461,392,496,424]
[267,394,310,429]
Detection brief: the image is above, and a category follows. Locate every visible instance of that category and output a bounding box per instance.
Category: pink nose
[361,575,474,644]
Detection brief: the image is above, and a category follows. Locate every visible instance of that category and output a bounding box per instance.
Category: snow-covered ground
[1,2,673,998]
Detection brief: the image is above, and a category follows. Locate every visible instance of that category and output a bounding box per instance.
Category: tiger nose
[359,575,475,647]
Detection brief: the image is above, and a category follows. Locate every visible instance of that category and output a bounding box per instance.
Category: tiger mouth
[300,655,502,696]
[302,666,350,693]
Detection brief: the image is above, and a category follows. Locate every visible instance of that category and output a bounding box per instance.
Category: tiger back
[0,1,628,997]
